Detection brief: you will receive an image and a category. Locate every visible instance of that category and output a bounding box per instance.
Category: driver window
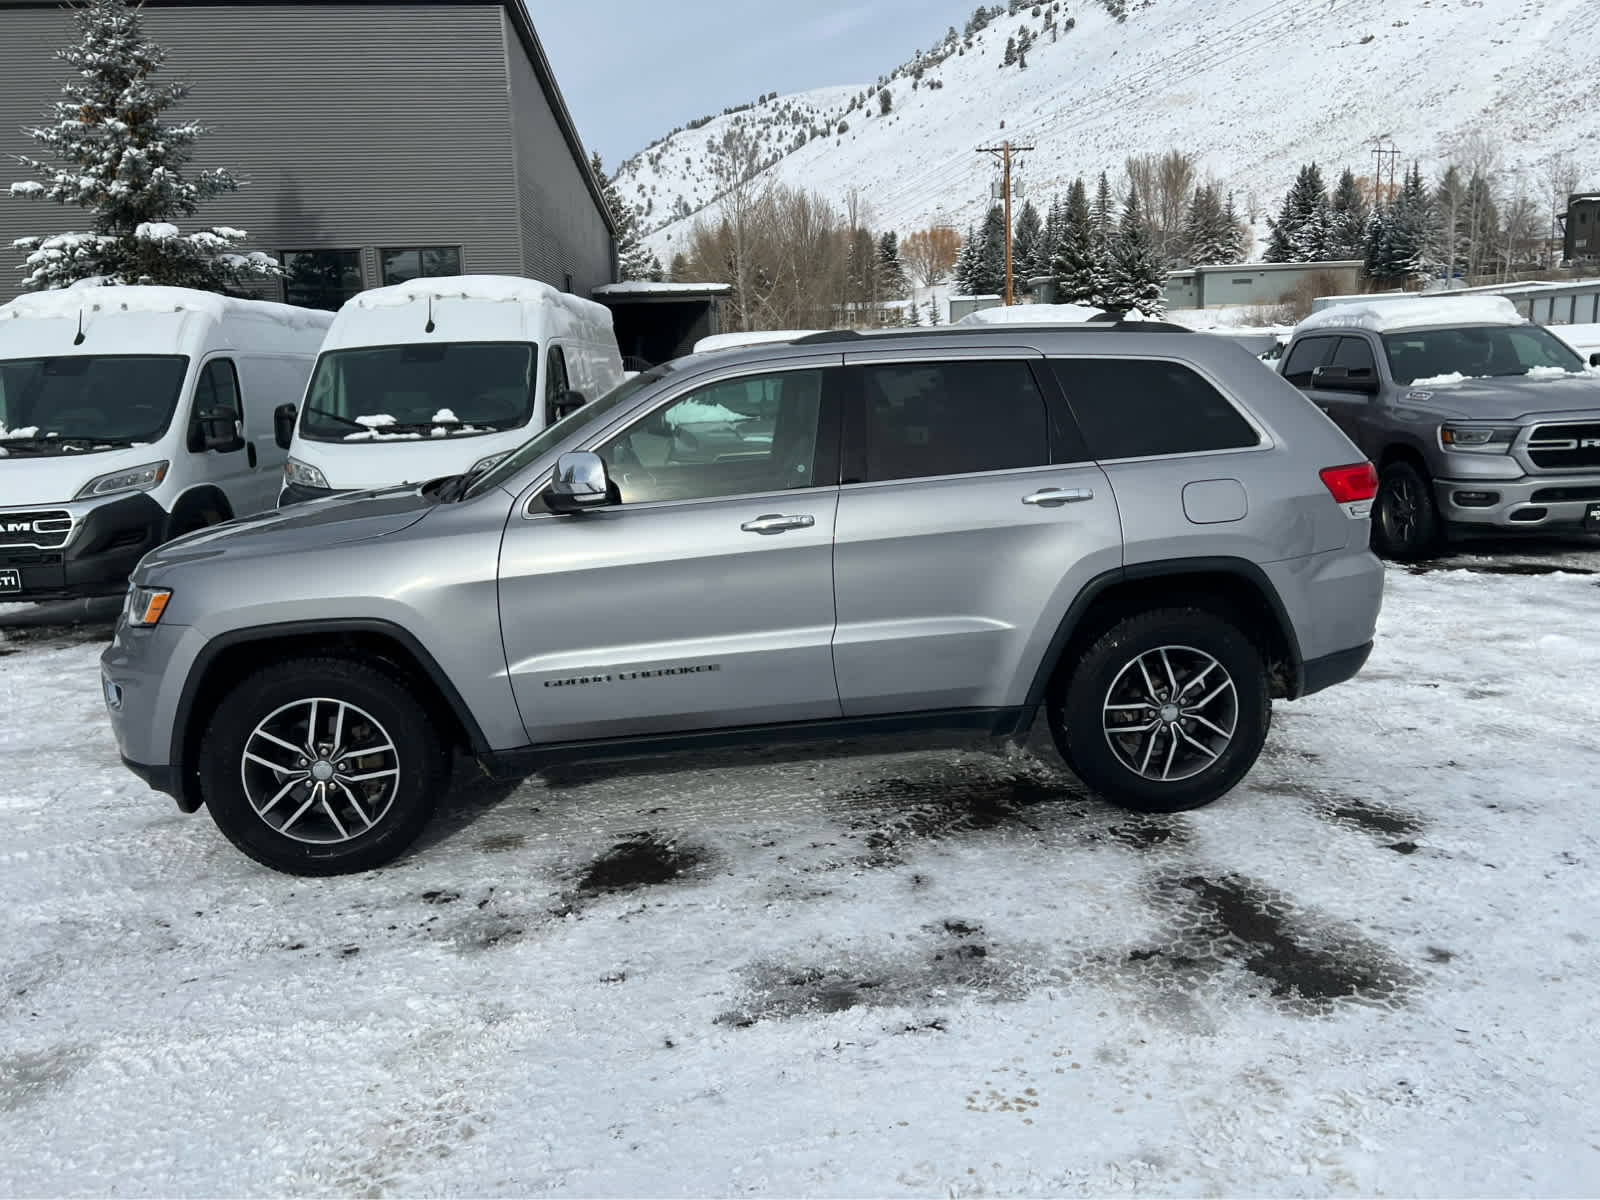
[596,368,826,505]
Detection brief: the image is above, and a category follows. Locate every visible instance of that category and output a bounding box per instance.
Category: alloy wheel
[1101,645,1238,782]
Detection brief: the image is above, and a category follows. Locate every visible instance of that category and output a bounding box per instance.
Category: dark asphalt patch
[0,624,114,651]
[1406,561,1596,577]
[1131,871,1416,1010]
[577,833,707,894]
[1107,821,1186,851]
[1325,799,1422,838]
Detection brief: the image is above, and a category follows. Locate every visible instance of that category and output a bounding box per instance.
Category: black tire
[1046,608,1271,813]
[198,657,449,875]
[1372,459,1443,560]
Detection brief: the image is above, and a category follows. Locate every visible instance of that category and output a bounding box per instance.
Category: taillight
[1320,462,1379,504]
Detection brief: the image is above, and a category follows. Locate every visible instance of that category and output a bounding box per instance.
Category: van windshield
[0,355,189,455]
[1382,324,1583,384]
[298,342,536,443]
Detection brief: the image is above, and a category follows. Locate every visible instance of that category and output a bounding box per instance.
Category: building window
[282,249,364,311]
[1232,277,1253,285]
[563,272,574,293]
[380,246,462,286]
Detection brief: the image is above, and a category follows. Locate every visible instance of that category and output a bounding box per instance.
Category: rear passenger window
[1281,336,1336,387]
[859,360,1049,482]
[1048,359,1260,461]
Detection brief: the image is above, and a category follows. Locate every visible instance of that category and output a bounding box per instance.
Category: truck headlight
[1440,424,1519,453]
[76,460,169,498]
[284,457,330,489]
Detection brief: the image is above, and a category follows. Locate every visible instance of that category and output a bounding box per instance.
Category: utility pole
[978,140,1034,304]
[1371,141,1400,208]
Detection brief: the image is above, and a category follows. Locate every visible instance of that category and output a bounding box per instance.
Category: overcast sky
[534,1,968,171]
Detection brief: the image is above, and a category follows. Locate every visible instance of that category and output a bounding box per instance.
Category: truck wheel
[1047,608,1271,813]
[198,657,449,875]
[1372,460,1442,560]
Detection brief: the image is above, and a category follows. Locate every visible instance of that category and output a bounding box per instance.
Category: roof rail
[790,321,1191,345]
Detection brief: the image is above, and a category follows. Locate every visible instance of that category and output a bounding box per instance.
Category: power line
[978,141,1034,304]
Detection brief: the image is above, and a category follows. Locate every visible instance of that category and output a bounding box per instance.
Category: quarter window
[1048,359,1260,460]
[281,249,364,311]
[597,368,829,505]
[380,246,462,287]
[858,360,1049,483]
[1280,335,1337,387]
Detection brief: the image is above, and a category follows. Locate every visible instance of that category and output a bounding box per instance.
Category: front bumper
[101,618,207,810]
[1434,475,1600,530]
[0,493,167,600]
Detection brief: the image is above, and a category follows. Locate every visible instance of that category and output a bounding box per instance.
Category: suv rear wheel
[1372,459,1443,560]
[1048,608,1271,812]
[198,657,449,875]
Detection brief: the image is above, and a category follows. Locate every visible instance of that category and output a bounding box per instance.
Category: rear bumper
[1301,641,1372,697]
[0,493,166,600]
[1435,474,1600,530]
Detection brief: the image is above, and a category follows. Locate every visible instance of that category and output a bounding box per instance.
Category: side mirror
[546,451,614,514]
[1589,352,1600,369]
[198,405,244,452]
[274,403,297,449]
[550,388,587,423]
[1311,365,1380,394]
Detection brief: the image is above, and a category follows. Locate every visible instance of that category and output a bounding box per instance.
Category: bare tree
[1542,151,1581,266]
[903,227,962,286]
[1124,149,1198,258]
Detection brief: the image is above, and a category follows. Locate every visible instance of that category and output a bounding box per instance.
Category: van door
[543,344,571,428]
[180,357,259,519]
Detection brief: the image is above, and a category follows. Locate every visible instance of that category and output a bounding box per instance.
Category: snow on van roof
[1295,295,1526,335]
[956,302,1105,325]
[351,274,610,320]
[0,285,333,331]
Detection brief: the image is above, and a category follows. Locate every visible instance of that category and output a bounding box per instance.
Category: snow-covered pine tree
[1089,172,1116,260]
[1222,191,1246,263]
[1372,164,1438,285]
[1182,184,1234,266]
[1263,163,1329,263]
[1011,199,1042,293]
[8,0,279,292]
[877,231,908,300]
[1291,201,1334,262]
[1328,168,1369,261]
[592,151,655,282]
[974,203,1008,295]
[1107,186,1168,317]
[1031,194,1064,279]
[954,224,982,293]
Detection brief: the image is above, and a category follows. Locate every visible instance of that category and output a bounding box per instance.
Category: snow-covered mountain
[617,0,1599,258]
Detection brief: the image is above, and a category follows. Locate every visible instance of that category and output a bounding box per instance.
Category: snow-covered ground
[4,541,1600,1195]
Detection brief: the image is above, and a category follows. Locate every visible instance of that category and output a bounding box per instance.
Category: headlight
[126,584,172,627]
[468,451,511,477]
[284,457,330,489]
[1440,424,1519,453]
[76,460,169,499]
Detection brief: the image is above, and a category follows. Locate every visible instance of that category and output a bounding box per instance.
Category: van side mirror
[1311,365,1379,394]
[546,451,615,513]
[198,405,245,452]
[274,403,298,449]
[550,388,587,422]
[1590,352,1600,369]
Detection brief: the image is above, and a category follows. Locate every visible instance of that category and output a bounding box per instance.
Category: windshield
[463,365,674,499]
[1382,325,1584,384]
[0,355,188,453]
[298,342,537,442]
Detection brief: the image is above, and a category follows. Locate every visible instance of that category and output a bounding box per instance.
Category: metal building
[1561,194,1600,265]
[0,0,616,307]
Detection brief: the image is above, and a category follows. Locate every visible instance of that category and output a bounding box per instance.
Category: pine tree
[1328,168,1370,261]
[8,0,279,291]
[1222,192,1246,263]
[1182,184,1235,266]
[1011,199,1042,293]
[1051,177,1110,307]
[954,224,982,293]
[1371,163,1438,285]
[877,231,908,300]
[1107,186,1168,317]
[1089,172,1116,260]
[974,203,1008,295]
[1264,163,1330,263]
[593,151,654,282]
[1031,194,1064,279]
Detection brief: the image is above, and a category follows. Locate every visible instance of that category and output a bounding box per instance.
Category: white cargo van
[278,275,624,503]
[0,285,330,602]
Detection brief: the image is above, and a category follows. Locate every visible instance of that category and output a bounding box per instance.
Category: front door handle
[247,441,258,468]
[1022,487,1094,507]
[741,513,815,535]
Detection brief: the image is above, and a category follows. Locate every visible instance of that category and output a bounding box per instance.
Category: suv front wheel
[1049,608,1271,812]
[198,657,449,875]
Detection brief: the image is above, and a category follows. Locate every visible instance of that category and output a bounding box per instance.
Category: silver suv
[1279,297,1600,557]
[102,325,1384,875]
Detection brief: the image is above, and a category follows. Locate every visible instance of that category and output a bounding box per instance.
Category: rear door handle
[741,513,815,534]
[1022,487,1094,507]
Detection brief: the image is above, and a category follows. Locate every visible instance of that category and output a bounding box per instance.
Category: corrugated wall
[0,3,612,305]
[503,20,614,296]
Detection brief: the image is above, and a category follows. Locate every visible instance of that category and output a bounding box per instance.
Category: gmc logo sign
[3,521,35,534]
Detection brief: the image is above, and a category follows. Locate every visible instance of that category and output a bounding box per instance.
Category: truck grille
[1528,422,1600,469]
[0,510,73,549]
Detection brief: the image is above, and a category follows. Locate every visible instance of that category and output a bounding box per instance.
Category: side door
[185,357,256,512]
[543,344,572,429]
[1307,334,1384,458]
[1280,334,1337,399]
[831,348,1122,717]
[499,358,845,744]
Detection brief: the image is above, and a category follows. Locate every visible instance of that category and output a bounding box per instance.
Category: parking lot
[3,540,1600,1196]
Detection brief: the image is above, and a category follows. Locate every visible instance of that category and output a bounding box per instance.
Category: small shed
[1164,260,1364,310]
[592,281,731,367]
[1562,194,1600,264]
